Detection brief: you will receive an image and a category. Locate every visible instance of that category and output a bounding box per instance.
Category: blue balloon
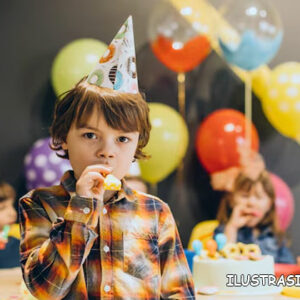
[219,30,283,70]
[192,240,203,256]
[215,233,227,250]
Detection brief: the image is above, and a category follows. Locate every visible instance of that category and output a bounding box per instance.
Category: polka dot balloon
[261,62,300,143]
[24,137,72,190]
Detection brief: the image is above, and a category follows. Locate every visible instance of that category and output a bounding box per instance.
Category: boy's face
[62,110,139,180]
[0,198,17,229]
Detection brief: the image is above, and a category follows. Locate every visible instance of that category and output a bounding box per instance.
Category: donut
[237,242,249,256]
[100,44,116,63]
[127,56,137,79]
[246,244,262,260]
[220,243,240,259]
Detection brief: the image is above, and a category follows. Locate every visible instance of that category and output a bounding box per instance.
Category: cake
[192,236,282,295]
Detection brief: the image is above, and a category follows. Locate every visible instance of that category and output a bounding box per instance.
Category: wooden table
[0,268,297,300]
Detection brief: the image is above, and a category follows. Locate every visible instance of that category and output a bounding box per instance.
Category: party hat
[87,16,138,94]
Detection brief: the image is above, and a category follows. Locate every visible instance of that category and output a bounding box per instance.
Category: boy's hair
[50,77,151,160]
[217,171,282,236]
[0,181,16,203]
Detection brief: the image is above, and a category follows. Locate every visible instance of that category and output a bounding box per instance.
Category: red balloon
[151,34,211,73]
[196,109,259,173]
[270,173,294,231]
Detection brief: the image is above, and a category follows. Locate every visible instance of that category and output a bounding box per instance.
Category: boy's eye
[118,136,129,143]
[84,133,97,139]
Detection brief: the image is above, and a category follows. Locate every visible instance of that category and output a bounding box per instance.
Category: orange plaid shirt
[19,171,195,299]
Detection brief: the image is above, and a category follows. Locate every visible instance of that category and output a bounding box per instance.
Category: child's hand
[76,165,112,200]
[228,204,254,229]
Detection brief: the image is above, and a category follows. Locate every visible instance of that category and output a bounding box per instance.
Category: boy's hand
[76,165,112,200]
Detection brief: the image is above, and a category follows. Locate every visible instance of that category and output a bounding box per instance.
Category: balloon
[261,62,300,143]
[139,103,189,184]
[205,239,217,256]
[215,233,227,251]
[196,109,259,173]
[24,137,72,190]
[51,38,107,97]
[270,173,294,231]
[148,0,210,72]
[218,0,283,70]
[192,240,203,256]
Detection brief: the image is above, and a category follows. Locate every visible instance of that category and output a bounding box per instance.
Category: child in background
[19,16,194,300]
[211,147,295,264]
[124,161,148,193]
[0,181,20,268]
[125,175,148,193]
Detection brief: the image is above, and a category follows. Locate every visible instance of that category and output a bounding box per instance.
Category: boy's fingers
[81,165,112,177]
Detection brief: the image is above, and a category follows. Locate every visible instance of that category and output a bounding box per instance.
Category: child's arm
[276,243,296,264]
[158,203,195,299]
[19,192,99,300]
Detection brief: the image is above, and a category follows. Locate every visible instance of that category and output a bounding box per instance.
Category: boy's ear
[61,142,68,151]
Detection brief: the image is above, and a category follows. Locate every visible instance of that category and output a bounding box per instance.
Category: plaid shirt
[19,171,195,300]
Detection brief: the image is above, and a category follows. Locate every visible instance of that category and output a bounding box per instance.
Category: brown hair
[50,77,151,160]
[0,181,16,203]
[217,171,283,237]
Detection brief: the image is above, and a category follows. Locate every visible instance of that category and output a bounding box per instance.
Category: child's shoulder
[131,189,171,213]
[19,184,66,204]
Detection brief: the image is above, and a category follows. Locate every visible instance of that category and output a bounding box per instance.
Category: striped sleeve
[19,194,98,300]
[158,203,195,299]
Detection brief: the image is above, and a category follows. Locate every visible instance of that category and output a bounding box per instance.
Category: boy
[19,16,195,299]
[0,181,20,268]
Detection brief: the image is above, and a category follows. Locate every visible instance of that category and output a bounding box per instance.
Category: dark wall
[1,1,299,256]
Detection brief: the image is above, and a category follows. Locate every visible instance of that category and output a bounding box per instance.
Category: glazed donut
[246,244,262,260]
[100,44,116,63]
[237,242,249,256]
[220,243,240,259]
[247,244,261,255]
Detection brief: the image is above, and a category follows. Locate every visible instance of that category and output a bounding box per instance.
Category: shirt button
[103,207,107,215]
[103,245,110,253]
[83,207,90,214]
[104,285,111,292]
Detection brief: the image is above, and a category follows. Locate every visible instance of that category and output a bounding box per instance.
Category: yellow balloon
[261,62,300,143]
[139,103,189,184]
[51,39,107,97]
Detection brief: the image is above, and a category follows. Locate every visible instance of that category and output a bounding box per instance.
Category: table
[0,268,296,300]
[196,294,292,300]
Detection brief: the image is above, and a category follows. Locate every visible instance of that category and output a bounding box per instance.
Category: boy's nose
[95,141,115,159]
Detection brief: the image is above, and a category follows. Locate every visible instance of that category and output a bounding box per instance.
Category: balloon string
[177,72,186,119]
[245,73,252,149]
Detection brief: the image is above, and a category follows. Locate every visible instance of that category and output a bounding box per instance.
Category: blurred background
[1,0,299,256]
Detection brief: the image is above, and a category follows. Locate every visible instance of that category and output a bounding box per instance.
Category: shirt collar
[61,170,138,204]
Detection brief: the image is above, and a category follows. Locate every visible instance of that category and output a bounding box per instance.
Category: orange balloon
[196,109,259,173]
[205,239,218,255]
[151,34,210,72]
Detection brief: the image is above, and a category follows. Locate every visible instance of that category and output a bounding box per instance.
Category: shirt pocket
[123,231,159,280]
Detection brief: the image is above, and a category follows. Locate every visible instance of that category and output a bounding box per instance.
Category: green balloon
[139,103,189,184]
[51,38,107,97]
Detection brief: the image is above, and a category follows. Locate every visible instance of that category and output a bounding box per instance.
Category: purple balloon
[24,137,72,190]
